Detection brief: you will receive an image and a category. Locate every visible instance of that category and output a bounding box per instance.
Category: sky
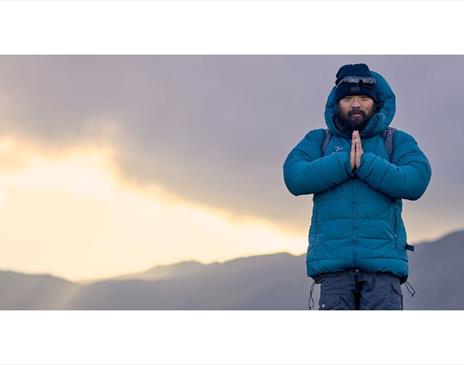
[0,55,461,281]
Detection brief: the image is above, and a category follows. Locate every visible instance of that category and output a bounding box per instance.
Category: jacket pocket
[314,210,319,243]
[392,206,398,249]
[308,210,319,256]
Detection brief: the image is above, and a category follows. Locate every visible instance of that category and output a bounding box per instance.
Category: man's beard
[338,108,373,131]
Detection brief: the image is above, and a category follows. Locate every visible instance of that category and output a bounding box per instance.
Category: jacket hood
[324,70,396,138]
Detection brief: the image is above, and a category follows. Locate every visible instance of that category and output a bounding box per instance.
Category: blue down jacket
[283,71,432,283]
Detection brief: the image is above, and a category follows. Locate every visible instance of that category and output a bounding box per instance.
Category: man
[283,63,432,310]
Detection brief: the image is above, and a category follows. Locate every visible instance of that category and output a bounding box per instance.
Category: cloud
[0,134,303,281]
[0,55,461,247]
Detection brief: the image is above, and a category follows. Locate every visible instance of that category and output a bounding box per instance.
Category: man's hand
[350,130,363,172]
[350,131,356,172]
[355,130,363,169]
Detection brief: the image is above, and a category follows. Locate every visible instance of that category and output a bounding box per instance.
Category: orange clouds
[0,134,304,281]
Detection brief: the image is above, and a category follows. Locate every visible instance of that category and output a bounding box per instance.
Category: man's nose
[350,97,361,107]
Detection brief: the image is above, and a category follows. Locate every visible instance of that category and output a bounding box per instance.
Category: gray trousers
[313,269,404,310]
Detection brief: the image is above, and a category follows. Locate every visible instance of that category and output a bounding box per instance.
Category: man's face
[338,95,376,131]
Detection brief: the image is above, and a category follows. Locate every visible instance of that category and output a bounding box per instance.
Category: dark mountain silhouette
[1,229,463,309]
[117,260,208,281]
[404,229,464,309]
[79,261,209,284]
[0,271,76,309]
[65,253,308,309]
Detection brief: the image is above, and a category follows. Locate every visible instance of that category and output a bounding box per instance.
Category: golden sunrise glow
[0,135,304,282]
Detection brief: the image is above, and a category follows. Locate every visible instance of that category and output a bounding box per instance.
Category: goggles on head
[336,75,377,88]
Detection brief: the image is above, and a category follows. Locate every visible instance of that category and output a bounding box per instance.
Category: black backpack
[322,127,397,161]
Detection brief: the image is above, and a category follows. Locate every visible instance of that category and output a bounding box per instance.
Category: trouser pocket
[318,271,356,310]
[390,280,404,310]
[359,272,403,310]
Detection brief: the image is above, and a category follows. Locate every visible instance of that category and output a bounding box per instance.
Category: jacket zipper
[352,177,356,266]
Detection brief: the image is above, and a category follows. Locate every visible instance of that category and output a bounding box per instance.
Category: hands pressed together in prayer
[350,130,363,173]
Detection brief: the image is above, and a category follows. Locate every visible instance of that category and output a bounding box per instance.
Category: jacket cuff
[338,151,354,178]
[355,152,376,180]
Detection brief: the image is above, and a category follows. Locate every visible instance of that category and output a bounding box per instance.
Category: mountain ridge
[1,230,462,309]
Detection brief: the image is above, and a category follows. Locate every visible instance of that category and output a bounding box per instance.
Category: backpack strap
[382,127,397,161]
[323,127,396,160]
[321,129,332,156]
